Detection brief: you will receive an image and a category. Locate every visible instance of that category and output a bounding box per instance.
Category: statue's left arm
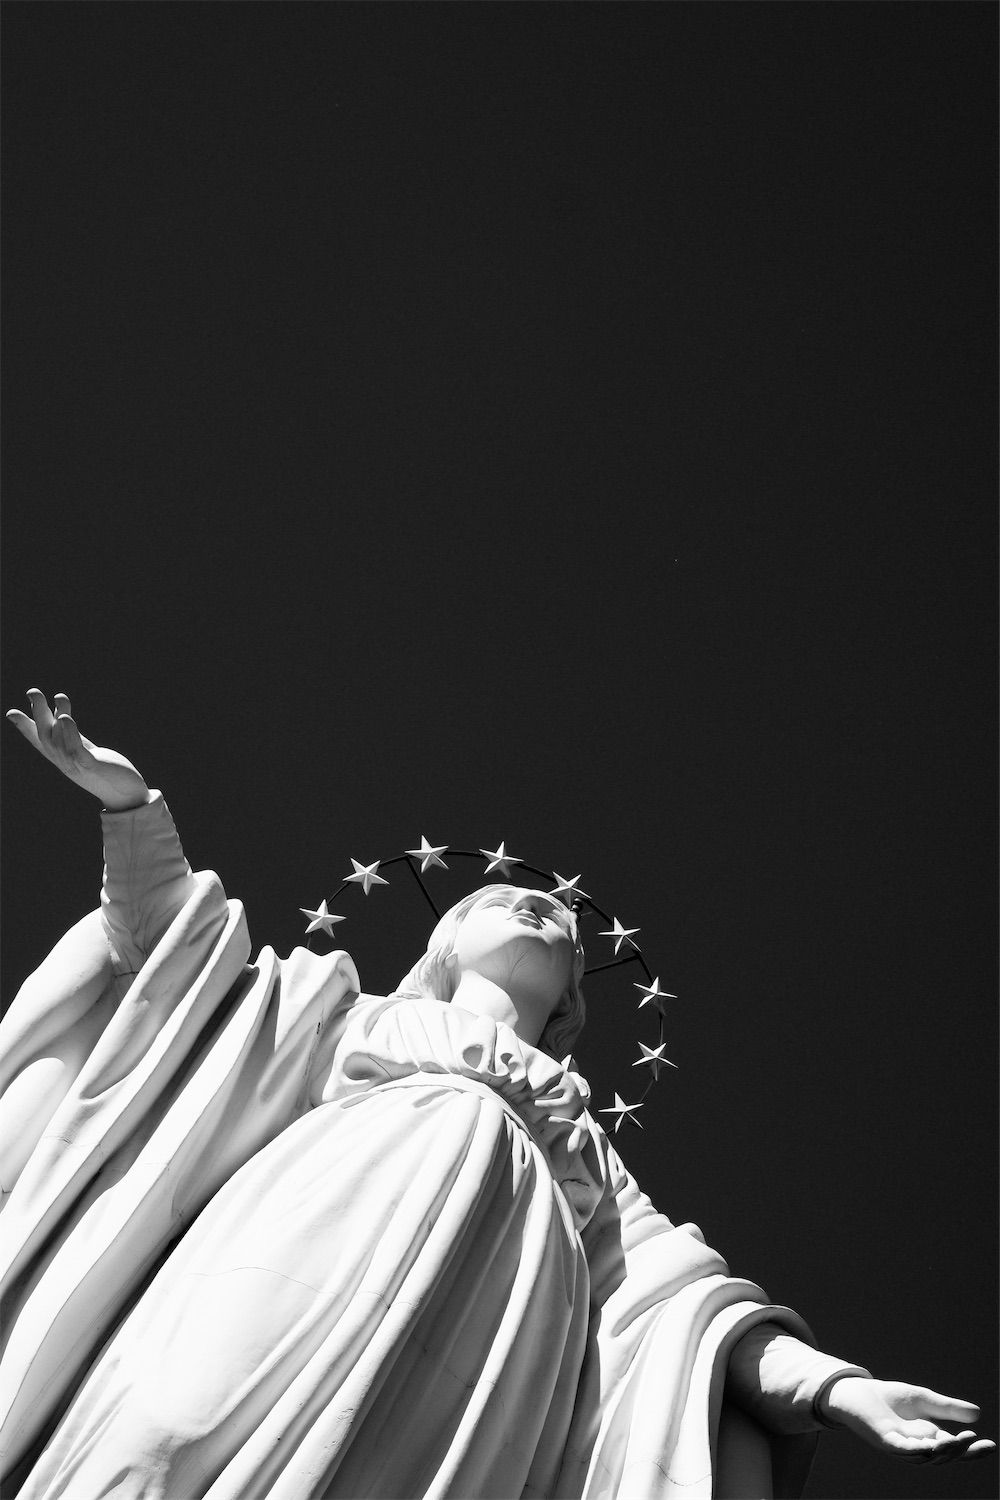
[726,1322,993,1461]
[580,1123,994,1480]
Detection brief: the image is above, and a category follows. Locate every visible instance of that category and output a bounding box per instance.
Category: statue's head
[395,884,586,1059]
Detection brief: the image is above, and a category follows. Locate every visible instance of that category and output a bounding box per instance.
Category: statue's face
[451,888,578,1012]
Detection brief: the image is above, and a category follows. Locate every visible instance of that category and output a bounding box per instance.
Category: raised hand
[825,1376,996,1465]
[7,690,150,812]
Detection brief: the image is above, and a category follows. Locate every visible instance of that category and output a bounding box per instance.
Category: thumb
[904,1388,980,1424]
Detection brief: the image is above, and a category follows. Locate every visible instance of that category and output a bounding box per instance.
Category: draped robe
[0,795,854,1499]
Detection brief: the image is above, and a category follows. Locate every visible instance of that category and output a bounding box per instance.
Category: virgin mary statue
[0,692,991,1499]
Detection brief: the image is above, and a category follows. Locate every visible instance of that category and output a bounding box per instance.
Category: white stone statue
[0,690,993,1500]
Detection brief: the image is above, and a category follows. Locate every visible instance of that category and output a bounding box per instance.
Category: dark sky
[2,6,996,1497]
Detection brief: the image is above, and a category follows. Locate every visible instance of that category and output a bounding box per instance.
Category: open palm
[6,689,149,812]
[827,1377,995,1465]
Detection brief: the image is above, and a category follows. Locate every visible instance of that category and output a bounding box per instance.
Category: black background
[2,6,996,1497]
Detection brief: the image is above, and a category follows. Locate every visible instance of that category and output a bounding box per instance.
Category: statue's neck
[449,972,546,1048]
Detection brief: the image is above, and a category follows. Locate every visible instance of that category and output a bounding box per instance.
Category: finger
[52,713,87,760]
[26,688,55,738]
[928,1433,974,1465]
[960,1439,997,1461]
[899,1428,986,1467]
[53,692,73,719]
[6,708,42,749]
[936,1431,985,1464]
[883,1434,939,1465]
[50,717,75,761]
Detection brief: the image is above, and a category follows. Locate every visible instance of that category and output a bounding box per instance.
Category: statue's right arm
[4,693,199,961]
[1,691,197,1191]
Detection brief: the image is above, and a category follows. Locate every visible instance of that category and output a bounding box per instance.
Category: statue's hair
[394,884,586,1060]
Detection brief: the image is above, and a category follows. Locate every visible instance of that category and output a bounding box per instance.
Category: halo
[298,840,679,1131]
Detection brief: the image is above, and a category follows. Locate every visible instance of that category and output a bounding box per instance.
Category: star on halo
[299,899,346,938]
[600,917,640,955]
[479,842,522,879]
[599,1093,645,1133]
[344,858,390,895]
[634,977,677,1014]
[632,1042,678,1081]
[550,872,590,904]
[406,836,449,872]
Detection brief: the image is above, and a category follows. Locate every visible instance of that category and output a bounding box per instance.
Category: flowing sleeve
[725,1322,872,1435]
[0,794,360,1483]
[558,1125,824,1499]
[0,791,206,1197]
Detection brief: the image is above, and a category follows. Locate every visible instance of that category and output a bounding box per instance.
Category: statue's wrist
[813,1371,873,1429]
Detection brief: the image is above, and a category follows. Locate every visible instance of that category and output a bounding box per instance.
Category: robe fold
[0,794,838,1499]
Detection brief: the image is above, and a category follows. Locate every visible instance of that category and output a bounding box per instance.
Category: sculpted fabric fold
[1,795,819,1499]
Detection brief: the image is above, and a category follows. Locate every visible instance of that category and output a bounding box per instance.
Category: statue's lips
[508,912,543,929]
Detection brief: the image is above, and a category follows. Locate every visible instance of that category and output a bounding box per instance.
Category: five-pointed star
[299,899,346,938]
[634,976,677,1014]
[600,917,641,954]
[344,858,390,895]
[406,836,449,872]
[632,1042,678,1081]
[479,841,522,879]
[599,1093,645,1133]
[551,872,589,904]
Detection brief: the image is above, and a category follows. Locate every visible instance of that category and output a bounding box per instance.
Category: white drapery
[0,795,818,1498]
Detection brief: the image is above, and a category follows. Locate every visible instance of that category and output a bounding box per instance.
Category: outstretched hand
[7,689,150,813]
[826,1377,996,1465]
